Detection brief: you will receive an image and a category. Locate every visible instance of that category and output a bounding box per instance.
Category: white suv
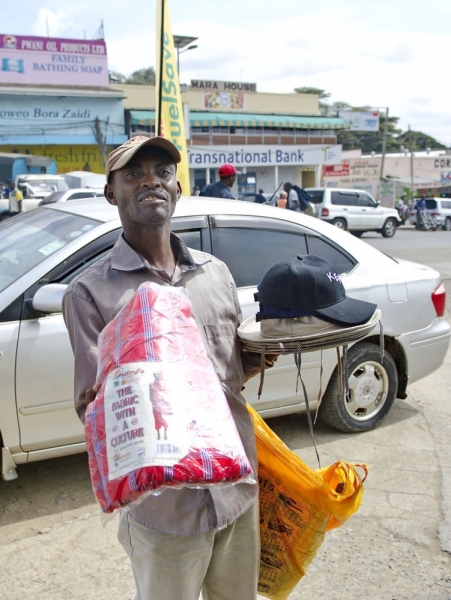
[306,188,402,237]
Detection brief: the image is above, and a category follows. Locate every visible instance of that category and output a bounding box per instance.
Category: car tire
[381,218,397,237]
[444,217,451,231]
[351,231,364,237]
[320,341,398,433]
[332,218,347,230]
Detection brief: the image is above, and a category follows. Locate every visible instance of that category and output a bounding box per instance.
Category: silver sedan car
[0,198,449,480]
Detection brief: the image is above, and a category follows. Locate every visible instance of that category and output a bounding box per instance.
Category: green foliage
[397,130,446,151]
[294,87,330,99]
[126,67,156,85]
[295,87,446,151]
[109,67,156,85]
[338,114,403,153]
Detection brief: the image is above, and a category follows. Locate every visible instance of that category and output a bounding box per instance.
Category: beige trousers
[118,501,260,600]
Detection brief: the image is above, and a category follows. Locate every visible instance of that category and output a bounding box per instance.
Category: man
[284,182,314,216]
[254,189,266,204]
[201,163,238,199]
[62,136,275,600]
[7,179,23,216]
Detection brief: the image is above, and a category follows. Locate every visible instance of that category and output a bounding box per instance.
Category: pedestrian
[276,190,288,208]
[62,136,277,600]
[201,163,238,199]
[255,188,266,204]
[284,182,314,216]
[7,179,23,216]
[191,185,200,196]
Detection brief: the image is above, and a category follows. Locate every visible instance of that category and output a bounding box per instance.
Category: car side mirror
[32,283,68,313]
[375,200,380,206]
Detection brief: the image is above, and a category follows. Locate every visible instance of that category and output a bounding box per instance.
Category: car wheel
[332,218,347,230]
[381,218,397,237]
[320,342,398,433]
[444,217,451,231]
[351,231,364,237]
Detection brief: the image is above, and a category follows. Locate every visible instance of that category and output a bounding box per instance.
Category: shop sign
[203,91,245,110]
[0,96,124,137]
[339,111,379,131]
[191,80,256,92]
[188,144,342,167]
[0,33,108,86]
[349,160,380,178]
[435,158,451,169]
[0,144,109,173]
[324,163,350,176]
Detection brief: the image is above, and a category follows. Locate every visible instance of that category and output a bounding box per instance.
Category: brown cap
[106,136,181,180]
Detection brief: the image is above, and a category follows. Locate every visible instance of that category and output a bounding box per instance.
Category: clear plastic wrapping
[84,282,254,514]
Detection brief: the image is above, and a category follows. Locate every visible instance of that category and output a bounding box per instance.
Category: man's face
[104,146,181,229]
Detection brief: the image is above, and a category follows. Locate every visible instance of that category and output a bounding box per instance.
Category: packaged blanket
[85,282,253,514]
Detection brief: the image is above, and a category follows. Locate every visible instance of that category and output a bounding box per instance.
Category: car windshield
[20,179,69,194]
[0,208,101,293]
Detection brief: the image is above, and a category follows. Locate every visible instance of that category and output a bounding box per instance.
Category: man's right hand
[83,381,101,409]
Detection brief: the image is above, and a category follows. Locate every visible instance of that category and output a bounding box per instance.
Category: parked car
[240,191,319,216]
[306,188,402,237]
[0,198,449,480]
[38,188,105,206]
[239,192,275,204]
[409,197,451,230]
[0,174,69,218]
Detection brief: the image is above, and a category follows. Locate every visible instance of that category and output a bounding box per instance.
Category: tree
[108,67,156,85]
[397,130,446,151]
[294,87,330,100]
[126,67,156,85]
[294,87,446,151]
[337,114,403,153]
[294,87,331,115]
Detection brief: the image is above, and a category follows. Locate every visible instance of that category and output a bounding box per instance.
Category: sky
[3,0,451,146]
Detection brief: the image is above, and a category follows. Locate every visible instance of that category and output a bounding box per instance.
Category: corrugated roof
[130,110,348,130]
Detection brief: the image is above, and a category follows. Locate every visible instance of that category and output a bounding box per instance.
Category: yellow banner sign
[155,0,190,195]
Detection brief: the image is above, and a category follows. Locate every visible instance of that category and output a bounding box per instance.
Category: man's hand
[83,381,101,409]
[241,351,278,383]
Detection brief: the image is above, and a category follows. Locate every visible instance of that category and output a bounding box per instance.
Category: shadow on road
[264,396,419,452]
[0,452,95,528]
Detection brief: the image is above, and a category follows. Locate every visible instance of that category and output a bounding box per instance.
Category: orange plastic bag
[248,404,368,600]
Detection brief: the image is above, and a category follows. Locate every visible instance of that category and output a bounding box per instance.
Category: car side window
[331,192,358,206]
[306,235,356,274]
[214,228,307,287]
[358,194,375,207]
[176,230,202,251]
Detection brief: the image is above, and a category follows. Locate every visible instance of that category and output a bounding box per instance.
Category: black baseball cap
[255,254,377,327]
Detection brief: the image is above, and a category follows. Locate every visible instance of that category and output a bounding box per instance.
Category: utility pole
[380,107,389,181]
[94,117,108,170]
[408,125,414,197]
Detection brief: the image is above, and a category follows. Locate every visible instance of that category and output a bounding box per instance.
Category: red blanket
[85,282,253,513]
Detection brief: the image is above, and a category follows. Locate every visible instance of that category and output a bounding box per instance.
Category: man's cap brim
[238,309,381,354]
[107,136,181,179]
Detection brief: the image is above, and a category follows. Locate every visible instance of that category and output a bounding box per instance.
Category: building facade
[0,33,127,174]
[112,81,348,197]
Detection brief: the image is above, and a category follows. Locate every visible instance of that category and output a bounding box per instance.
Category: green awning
[130,110,156,126]
[130,110,349,130]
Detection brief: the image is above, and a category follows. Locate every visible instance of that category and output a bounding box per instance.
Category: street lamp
[173,35,198,75]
